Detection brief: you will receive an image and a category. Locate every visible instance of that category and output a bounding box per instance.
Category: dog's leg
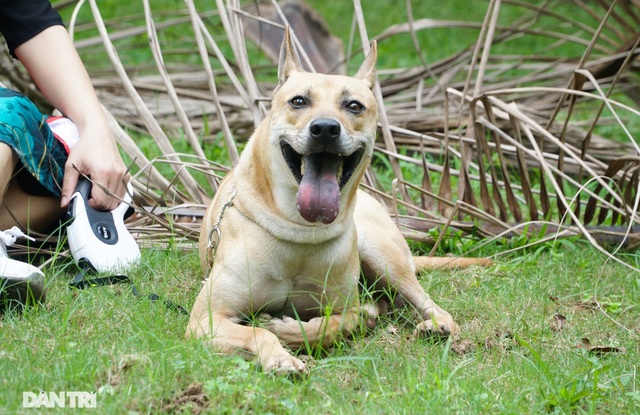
[187,313,307,375]
[360,246,461,338]
[355,191,464,338]
[263,307,367,349]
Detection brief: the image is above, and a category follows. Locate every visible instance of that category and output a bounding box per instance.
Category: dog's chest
[255,239,359,315]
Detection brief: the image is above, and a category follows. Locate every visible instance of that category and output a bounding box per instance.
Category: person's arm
[14,25,128,211]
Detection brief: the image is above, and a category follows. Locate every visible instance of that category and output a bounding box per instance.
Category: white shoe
[0,227,46,311]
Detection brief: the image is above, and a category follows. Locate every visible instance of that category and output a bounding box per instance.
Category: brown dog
[186,27,490,375]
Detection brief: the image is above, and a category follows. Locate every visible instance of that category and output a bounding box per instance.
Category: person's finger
[88,177,118,211]
[60,163,80,208]
[89,170,129,211]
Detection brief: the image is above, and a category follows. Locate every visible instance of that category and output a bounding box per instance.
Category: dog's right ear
[276,25,303,90]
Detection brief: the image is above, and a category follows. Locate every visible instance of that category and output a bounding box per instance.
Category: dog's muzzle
[280,135,364,224]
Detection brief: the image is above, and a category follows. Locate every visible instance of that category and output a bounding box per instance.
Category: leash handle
[69,271,130,290]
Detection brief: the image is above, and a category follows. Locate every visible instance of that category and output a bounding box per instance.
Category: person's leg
[0,142,17,200]
[0,88,65,312]
[1,181,65,231]
[0,144,47,312]
[1,142,64,231]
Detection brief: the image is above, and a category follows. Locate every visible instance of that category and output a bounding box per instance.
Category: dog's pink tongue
[296,154,341,224]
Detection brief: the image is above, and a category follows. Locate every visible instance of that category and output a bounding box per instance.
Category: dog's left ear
[277,25,303,88]
[354,41,377,89]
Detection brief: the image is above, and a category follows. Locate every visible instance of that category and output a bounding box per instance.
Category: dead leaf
[550,314,567,332]
[578,337,626,356]
[572,301,600,312]
[549,295,600,312]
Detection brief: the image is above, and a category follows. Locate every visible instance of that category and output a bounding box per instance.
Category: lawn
[2,1,639,414]
[2,238,639,414]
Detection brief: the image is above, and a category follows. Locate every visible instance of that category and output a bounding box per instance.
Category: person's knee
[0,89,42,127]
[0,88,26,112]
[0,143,18,200]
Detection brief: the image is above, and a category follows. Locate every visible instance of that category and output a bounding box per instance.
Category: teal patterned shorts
[0,88,69,197]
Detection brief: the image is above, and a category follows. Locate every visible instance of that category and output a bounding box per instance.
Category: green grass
[2,240,639,414]
[3,1,639,414]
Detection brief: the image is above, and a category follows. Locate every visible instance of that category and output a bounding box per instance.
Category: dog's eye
[289,96,308,109]
[345,100,365,114]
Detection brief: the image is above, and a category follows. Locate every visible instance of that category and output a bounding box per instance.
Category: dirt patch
[482,330,516,352]
[161,382,209,414]
[451,338,477,355]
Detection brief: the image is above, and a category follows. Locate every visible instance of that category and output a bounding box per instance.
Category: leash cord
[69,267,189,315]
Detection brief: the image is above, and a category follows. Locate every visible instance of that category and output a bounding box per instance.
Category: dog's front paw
[413,315,460,339]
[360,301,386,330]
[263,353,308,377]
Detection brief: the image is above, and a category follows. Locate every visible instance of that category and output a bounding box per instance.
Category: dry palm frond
[1,0,638,263]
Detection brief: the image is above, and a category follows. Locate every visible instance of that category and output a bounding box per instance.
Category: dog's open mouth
[281,143,364,224]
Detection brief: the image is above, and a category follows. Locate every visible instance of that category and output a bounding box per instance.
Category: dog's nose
[309,118,341,142]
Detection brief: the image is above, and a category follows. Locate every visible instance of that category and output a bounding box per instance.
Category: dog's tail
[413,256,493,272]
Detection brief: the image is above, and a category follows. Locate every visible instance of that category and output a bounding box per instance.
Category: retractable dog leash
[66,178,139,274]
[66,178,187,315]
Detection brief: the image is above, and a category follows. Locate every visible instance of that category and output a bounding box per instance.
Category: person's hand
[60,123,129,211]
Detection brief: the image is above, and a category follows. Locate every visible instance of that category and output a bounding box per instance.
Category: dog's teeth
[301,158,305,176]
[337,160,343,180]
